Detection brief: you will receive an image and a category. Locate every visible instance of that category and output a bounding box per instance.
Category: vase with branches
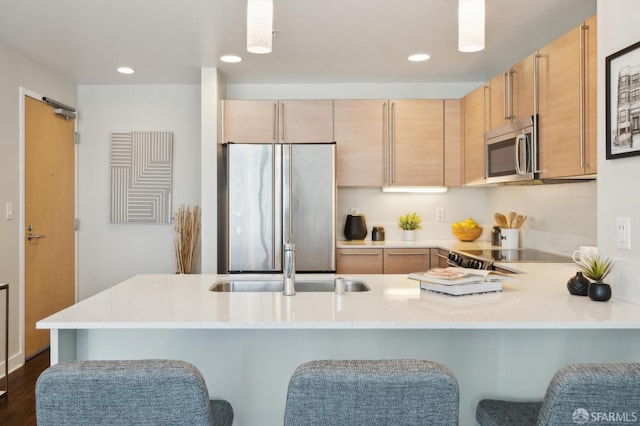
[174,204,201,274]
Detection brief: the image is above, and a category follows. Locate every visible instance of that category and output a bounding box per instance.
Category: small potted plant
[578,254,614,301]
[398,212,422,241]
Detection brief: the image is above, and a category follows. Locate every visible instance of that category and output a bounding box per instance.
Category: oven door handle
[514,133,529,175]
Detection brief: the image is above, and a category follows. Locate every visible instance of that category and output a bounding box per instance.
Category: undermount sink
[209,278,370,293]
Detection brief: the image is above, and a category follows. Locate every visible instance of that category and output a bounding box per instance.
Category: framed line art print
[606,40,640,159]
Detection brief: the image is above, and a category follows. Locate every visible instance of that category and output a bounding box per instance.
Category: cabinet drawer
[336,249,383,274]
[383,248,430,274]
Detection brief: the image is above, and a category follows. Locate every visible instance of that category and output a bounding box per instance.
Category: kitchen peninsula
[38,257,640,425]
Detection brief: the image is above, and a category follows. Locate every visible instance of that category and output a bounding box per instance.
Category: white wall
[338,187,487,242]
[486,181,597,256]
[0,42,76,371]
[226,82,481,100]
[597,1,640,305]
[77,85,201,299]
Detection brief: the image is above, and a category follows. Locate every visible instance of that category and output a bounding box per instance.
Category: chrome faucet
[283,243,296,296]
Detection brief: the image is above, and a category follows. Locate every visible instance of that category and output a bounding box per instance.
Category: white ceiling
[0,0,596,85]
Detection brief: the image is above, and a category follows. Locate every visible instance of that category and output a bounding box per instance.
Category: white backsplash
[338,181,597,257]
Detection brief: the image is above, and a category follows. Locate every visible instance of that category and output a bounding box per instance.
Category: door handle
[27,233,46,241]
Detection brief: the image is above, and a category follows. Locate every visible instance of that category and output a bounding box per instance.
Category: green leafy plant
[579,254,614,284]
[398,212,422,230]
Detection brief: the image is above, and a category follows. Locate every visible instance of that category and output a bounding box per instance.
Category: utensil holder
[500,228,519,250]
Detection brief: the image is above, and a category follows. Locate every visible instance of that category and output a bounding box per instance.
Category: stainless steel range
[447,248,572,270]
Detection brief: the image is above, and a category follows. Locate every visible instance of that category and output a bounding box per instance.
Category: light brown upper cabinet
[462,84,488,185]
[488,54,536,132]
[223,99,334,143]
[223,100,278,143]
[334,100,386,187]
[538,15,597,178]
[444,99,463,187]
[335,99,447,187]
[389,99,444,187]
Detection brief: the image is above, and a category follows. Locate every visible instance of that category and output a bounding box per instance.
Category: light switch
[5,202,12,220]
[616,217,631,250]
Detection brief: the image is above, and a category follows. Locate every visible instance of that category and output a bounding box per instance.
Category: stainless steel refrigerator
[218,142,336,273]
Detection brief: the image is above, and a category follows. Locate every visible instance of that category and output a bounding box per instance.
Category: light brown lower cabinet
[383,249,430,274]
[336,248,431,274]
[336,248,383,274]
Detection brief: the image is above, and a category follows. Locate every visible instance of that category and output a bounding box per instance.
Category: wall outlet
[616,217,631,250]
[350,207,360,215]
[436,207,445,222]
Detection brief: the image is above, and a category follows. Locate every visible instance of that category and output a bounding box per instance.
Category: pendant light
[247,0,273,54]
[458,0,485,52]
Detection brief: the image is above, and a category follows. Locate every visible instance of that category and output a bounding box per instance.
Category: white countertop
[37,263,640,330]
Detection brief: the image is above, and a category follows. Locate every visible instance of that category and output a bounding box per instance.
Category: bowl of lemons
[451,218,483,242]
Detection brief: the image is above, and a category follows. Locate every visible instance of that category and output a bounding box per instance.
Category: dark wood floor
[0,349,50,426]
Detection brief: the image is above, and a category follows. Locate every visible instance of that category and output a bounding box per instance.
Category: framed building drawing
[110,131,173,223]
[606,40,640,159]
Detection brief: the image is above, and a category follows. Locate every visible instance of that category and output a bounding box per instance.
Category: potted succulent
[398,212,422,241]
[578,254,614,302]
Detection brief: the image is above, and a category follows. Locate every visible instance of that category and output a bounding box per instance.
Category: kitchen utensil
[515,214,527,229]
[494,213,508,228]
[344,214,367,240]
[507,211,517,228]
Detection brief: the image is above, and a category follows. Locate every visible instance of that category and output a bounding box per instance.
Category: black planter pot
[588,282,612,302]
[567,272,590,296]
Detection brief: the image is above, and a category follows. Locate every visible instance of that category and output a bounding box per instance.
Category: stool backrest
[538,363,640,425]
[284,359,459,425]
[36,359,214,426]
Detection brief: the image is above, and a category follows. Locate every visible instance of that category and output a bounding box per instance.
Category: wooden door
[488,70,512,131]
[538,22,583,178]
[512,53,535,120]
[463,84,487,185]
[25,96,76,358]
[336,249,383,274]
[383,249,430,274]
[390,99,444,186]
[223,100,278,143]
[444,99,463,187]
[584,15,597,175]
[279,100,334,143]
[334,100,386,186]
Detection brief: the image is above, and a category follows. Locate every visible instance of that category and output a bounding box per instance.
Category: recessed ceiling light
[220,55,242,63]
[117,66,135,74]
[408,53,430,62]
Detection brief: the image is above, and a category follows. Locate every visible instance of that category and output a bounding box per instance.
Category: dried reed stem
[174,204,201,274]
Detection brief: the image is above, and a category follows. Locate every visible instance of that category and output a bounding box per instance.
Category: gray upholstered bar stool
[476,363,640,425]
[284,359,459,425]
[35,359,233,426]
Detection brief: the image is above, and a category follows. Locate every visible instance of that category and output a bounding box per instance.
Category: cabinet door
[223,100,278,143]
[334,100,386,186]
[538,17,596,178]
[389,100,444,186]
[488,70,513,131]
[513,53,535,120]
[336,248,383,274]
[279,100,334,143]
[383,248,430,274]
[584,15,597,175]
[444,99,463,187]
[463,85,487,185]
[488,56,535,131]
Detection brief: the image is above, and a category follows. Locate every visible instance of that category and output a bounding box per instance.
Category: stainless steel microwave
[485,115,538,184]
